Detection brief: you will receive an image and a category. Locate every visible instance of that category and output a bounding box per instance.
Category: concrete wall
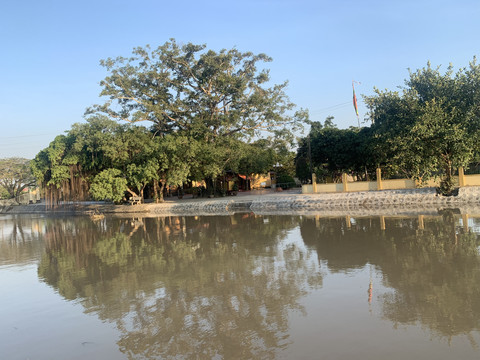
[347,181,378,192]
[250,174,272,189]
[464,174,480,186]
[302,167,480,194]
[383,179,416,190]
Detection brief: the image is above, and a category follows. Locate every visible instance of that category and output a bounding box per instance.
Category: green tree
[67,115,121,173]
[364,59,480,194]
[0,158,35,200]
[237,140,276,176]
[109,125,159,199]
[89,168,128,203]
[31,119,113,204]
[0,186,9,199]
[87,39,308,186]
[296,117,372,182]
[153,134,197,202]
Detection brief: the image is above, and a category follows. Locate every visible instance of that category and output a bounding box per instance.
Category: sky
[1,0,479,159]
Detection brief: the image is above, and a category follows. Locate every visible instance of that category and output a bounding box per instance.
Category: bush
[90,168,128,203]
[0,186,10,200]
[436,176,458,196]
[276,173,295,189]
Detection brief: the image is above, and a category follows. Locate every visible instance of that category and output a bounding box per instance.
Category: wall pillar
[418,215,424,230]
[462,214,469,232]
[376,168,383,190]
[312,173,317,193]
[342,173,348,192]
[380,216,385,230]
[458,167,466,187]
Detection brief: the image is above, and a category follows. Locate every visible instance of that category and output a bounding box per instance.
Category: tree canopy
[88,39,307,141]
[295,117,373,182]
[0,157,35,200]
[365,59,480,192]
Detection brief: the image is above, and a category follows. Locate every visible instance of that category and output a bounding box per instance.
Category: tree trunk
[205,177,215,196]
[158,182,165,202]
[126,188,139,197]
[445,161,452,185]
[153,181,159,203]
[438,157,455,196]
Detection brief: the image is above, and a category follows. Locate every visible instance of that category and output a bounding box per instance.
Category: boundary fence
[302,167,480,194]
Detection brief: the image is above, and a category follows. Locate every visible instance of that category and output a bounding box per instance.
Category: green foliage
[276,173,295,189]
[296,117,372,181]
[294,154,311,183]
[157,135,196,186]
[0,185,10,199]
[0,157,36,199]
[67,115,120,172]
[90,168,128,203]
[87,39,307,189]
[364,58,480,191]
[236,140,276,175]
[31,134,77,188]
[88,39,307,141]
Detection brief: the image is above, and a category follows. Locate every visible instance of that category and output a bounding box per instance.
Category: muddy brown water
[1,212,480,359]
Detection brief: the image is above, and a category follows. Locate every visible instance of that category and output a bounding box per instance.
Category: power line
[0,133,58,139]
[309,101,352,115]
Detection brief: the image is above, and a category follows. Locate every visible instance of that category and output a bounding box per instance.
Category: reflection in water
[0,215,45,266]
[37,214,322,359]
[300,211,480,343]
[1,212,480,359]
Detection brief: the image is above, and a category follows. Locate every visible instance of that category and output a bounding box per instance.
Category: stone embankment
[2,186,480,217]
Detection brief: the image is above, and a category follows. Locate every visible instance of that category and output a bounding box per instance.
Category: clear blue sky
[1,0,479,159]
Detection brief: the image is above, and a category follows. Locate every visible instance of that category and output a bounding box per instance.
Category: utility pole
[308,134,313,176]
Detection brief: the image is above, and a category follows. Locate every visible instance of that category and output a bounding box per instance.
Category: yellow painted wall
[302,184,313,193]
[250,174,271,189]
[316,183,344,193]
[301,169,480,195]
[347,181,377,192]
[302,183,343,193]
[418,178,441,188]
[464,174,480,186]
[382,179,416,190]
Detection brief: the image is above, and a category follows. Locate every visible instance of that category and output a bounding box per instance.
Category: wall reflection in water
[300,211,480,343]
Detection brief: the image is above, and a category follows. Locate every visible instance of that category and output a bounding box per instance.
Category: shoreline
[2,186,480,217]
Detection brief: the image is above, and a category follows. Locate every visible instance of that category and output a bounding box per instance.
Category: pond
[1,212,480,359]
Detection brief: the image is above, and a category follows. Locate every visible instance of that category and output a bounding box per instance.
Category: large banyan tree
[86,39,307,187]
[31,117,177,205]
[31,119,111,206]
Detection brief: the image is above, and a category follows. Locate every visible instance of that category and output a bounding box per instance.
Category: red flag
[353,87,359,116]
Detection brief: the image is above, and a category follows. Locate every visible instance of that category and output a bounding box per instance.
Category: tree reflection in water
[0,215,45,266]
[37,214,322,359]
[300,211,480,344]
